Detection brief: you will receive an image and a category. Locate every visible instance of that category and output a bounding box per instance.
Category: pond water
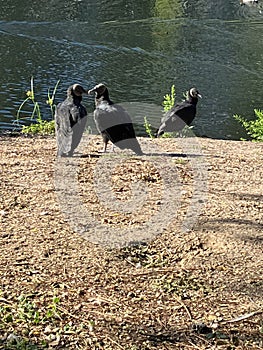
[0,0,263,139]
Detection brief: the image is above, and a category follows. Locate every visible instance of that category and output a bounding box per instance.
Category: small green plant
[16,77,59,135]
[154,271,209,297]
[144,116,154,138]
[21,120,55,135]
[16,77,41,122]
[46,79,60,118]
[0,291,88,349]
[45,296,60,319]
[16,294,60,325]
[5,336,39,350]
[17,295,40,324]
[163,84,176,112]
[234,109,263,142]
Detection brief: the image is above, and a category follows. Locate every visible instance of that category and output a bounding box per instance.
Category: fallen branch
[221,310,263,324]
[175,297,192,321]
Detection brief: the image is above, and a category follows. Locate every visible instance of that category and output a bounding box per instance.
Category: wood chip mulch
[0,133,262,349]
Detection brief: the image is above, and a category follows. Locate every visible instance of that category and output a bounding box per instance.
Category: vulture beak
[88,83,107,96]
[198,93,202,99]
[87,87,97,95]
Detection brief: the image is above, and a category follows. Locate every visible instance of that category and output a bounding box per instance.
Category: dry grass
[0,133,262,349]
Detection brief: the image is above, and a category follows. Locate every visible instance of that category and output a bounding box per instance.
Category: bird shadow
[76,152,205,159]
[79,153,102,159]
[144,152,205,158]
[74,152,204,158]
[144,152,187,158]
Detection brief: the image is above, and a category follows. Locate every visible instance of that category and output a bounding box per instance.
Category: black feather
[89,83,143,155]
[156,87,201,137]
[55,84,87,157]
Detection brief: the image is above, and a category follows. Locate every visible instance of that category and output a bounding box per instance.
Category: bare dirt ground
[0,134,262,349]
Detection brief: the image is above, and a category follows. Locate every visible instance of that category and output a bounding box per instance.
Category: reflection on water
[0,0,263,139]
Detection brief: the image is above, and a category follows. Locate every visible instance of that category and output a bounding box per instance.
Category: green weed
[154,271,209,297]
[0,293,63,349]
[234,109,263,142]
[21,120,55,135]
[144,116,155,139]
[46,79,60,119]
[163,84,176,112]
[16,294,61,325]
[0,294,61,328]
[16,77,59,135]
[16,76,41,122]
[4,336,39,350]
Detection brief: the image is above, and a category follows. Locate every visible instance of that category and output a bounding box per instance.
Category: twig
[0,297,12,304]
[127,267,195,277]
[56,306,83,321]
[175,297,192,321]
[14,261,30,266]
[221,310,263,324]
[190,334,210,347]
[88,309,135,319]
[107,336,125,349]
[87,296,123,307]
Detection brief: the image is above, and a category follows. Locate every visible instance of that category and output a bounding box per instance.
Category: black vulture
[55,84,87,157]
[156,87,202,138]
[88,83,143,155]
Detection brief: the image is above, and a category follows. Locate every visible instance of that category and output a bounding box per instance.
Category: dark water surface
[0,0,263,139]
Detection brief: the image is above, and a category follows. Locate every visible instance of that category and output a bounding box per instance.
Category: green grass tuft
[163,84,176,112]
[234,109,263,142]
[21,120,55,135]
